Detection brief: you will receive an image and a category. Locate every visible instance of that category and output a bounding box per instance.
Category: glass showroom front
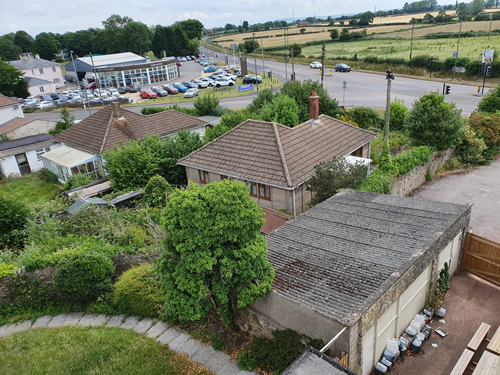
[97,63,178,88]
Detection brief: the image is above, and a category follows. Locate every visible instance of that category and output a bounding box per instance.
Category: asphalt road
[25,53,489,122]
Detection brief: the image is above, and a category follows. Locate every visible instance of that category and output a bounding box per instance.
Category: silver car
[184,88,199,98]
[192,80,209,88]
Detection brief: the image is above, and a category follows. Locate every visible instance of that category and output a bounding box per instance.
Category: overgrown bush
[0,196,29,249]
[39,169,59,184]
[204,110,253,142]
[63,173,97,191]
[477,86,500,113]
[467,112,500,162]
[113,263,163,317]
[53,252,115,303]
[387,98,408,132]
[258,94,300,127]
[0,263,17,279]
[143,175,172,208]
[193,94,221,116]
[456,124,487,167]
[237,329,323,373]
[347,107,383,130]
[392,146,433,175]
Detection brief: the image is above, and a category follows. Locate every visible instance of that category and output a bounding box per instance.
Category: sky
[1,0,413,37]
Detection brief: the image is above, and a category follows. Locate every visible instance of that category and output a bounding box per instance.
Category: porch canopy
[41,145,102,182]
[42,145,96,168]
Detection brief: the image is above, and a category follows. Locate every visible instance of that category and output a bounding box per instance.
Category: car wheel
[216,84,221,88]
[229,82,234,86]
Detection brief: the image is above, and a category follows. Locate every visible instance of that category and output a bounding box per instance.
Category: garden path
[0,313,254,375]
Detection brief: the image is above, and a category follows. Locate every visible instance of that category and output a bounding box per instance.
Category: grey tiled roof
[10,58,60,70]
[55,104,208,155]
[178,115,376,188]
[265,190,470,326]
[0,134,54,157]
[25,76,53,86]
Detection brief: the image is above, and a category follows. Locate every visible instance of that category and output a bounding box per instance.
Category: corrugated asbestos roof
[178,115,376,188]
[54,104,208,155]
[265,190,470,326]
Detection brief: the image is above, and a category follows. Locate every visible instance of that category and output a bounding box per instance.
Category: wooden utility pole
[321,42,325,87]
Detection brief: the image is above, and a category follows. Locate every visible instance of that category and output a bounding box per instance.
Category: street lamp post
[70,50,90,116]
[253,33,259,94]
[384,70,395,141]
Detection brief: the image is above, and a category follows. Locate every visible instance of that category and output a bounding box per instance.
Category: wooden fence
[462,232,500,286]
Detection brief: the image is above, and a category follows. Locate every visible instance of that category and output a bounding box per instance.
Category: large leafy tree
[258,94,300,127]
[156,180,275,329]
[121,21,152,55]
[34,32,61,60]
[0,37,22,61]
[279,79,340,122]
[176,19,204,40]
[14,30,35,53]
[0,59,28,97]
[404,92,464,150]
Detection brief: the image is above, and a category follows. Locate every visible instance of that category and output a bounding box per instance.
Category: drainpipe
[320,327,347,353]
[292,189,296,217]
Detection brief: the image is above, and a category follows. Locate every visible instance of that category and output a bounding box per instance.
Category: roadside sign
[453,52,458,57]
[482,49,494,64]
[237,84,254,92]
[452,67,466,73]
[230,43,237,49]
[221,43,225,48]
[343,80,347,88]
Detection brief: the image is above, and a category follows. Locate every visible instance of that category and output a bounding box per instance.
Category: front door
[15,153,31,176]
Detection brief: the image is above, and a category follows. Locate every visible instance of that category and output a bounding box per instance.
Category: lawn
[0,172,60,209]
[0,326,213,375]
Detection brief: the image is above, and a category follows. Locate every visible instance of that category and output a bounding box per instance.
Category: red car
[162,85,179,94]
[176,61,182,66]
[140,89,158,99]
[85,82,97,89]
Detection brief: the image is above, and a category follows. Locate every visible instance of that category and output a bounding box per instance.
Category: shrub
[143,175,172,208]
[193,94,220,116]
[210,332,225,351]
[4,273,53,311]
[113,263,163,317]
[347,107,383,130]
[258,94,300,127]
[0,196,29,249]
[477,85,500,113]
[388,98,408,132]
[392,146,433,175]
[63,173,97,191]
[0,263,17,279]
[39,169,59,184]
[204,109,253,142]
[53,252,115,303]
[456,124,487,167]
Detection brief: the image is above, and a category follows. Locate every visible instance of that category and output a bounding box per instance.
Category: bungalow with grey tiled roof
[178,94,376,215]
[248,190,471,374]
[41,103,209,182]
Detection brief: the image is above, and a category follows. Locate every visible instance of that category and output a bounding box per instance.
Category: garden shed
[247,190,471,374]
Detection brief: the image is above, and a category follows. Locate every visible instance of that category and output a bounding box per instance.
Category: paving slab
[157,327,182,345]
[167,331,190,351]
[218,360,243,375]
[64,312,83,326]
[133,318,154,334]
[120,316,139,330]
[46,314,68,328]
[31,315,53,329]
[78,314,101,326]
[236,370,255,375]
[106,314,125,327]
[92,314,109,326]
[6,320,33,336]
[203,350,231,373]
[146,321,169,338]
[177,338,204,358]
[0,323,15,337]
[191,344,217,364]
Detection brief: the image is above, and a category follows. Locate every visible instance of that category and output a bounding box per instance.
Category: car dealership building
[65,52,178,88]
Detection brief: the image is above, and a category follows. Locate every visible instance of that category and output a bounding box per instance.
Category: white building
[0,95,23,125]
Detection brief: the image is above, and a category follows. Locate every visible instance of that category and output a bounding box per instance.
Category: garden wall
[389,148,454,196]
[0,252,160,302]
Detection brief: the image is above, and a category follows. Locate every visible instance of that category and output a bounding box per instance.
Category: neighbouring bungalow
[41,103,210,182]
[247,190,471,374]
[178,93,376,215]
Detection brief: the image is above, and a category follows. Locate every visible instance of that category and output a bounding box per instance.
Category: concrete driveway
[412,157,500,243]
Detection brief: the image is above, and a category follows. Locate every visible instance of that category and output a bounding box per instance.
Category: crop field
[301,35,500,61]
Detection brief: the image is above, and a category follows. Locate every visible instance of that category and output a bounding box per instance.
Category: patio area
[390,272,500,375]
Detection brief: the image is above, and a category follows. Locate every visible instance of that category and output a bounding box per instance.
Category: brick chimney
[111,102,121,117]
[309,91,319,121]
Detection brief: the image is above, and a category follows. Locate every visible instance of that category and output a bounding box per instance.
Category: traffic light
[481,63,486,76]
[486,66,492,76]
[290,72,295,81]
[445,85,451,95]
[428,57,433,65]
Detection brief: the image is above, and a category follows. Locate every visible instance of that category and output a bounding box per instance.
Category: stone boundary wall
[0,252,160,302]
[390,148,455,196]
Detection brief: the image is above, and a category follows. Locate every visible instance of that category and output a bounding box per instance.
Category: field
[211,13,500,61]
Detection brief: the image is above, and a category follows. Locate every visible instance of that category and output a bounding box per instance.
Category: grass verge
[0,172,60,209]
[0,326,213,375]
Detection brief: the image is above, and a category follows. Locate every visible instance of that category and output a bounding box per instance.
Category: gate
[462,232,500,286]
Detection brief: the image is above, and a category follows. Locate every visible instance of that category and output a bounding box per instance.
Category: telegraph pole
[385,71,395,141]
[409,23,415,60]
[453,18,462,79]
[321,42,325,87]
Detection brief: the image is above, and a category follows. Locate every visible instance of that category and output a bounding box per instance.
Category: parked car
[191,80,209,88]
[117,87,129,94]
[242,75,262,84]
[50,93,59,100]
[208,61,217,66]
[39,95,53,102]
[190,55,196,60]
[234,68,242,77]
[140,89,158,99]
[221,73,237,81]
[198,77,214,86]
[176,61,182,66]
[151,87,168,97]
[172,83,188,92]
[103,96,118,104]
[335,63,351,72]
[36,101,55,109]
[163,85,179,94]
[108,88,120,97]
[185,56,192,61]
[182,81,198,89]
[85,82,97,89]
[214,77,234,87]
[310,61,322,69]
[21,99,38,108]
[117,96,133,104]
[184,88,199,98]
[204,66,216,73]
[56,95,69,104]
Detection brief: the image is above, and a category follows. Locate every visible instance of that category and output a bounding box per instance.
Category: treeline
[0,15,203,62]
